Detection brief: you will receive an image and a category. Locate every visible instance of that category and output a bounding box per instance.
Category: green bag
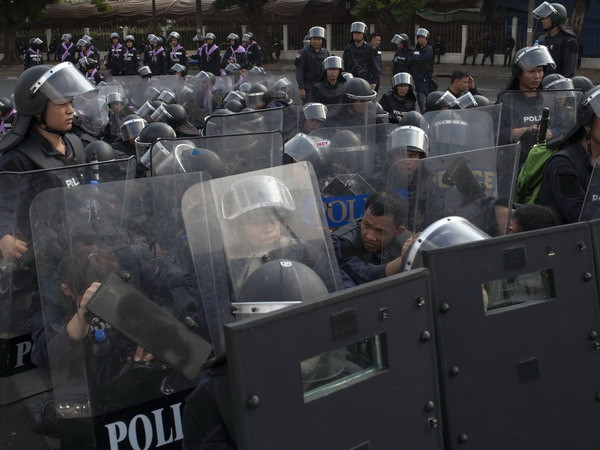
[514,142,557,204]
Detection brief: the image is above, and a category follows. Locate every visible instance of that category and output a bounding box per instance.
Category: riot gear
[323,56,343,71]
[284,133,326,174]
[78,56,96,71]
[106,91,125,106]
[532,2,567,25]
[120,115,147,141]
[137,65,152,78]
[303,35,310,47]
[225,99,244,112]
[29,38,43,48]
[169,63,187,76]
[350,22,367,35]
[227,33,240,43]
[168,31,181,42]
[571,76,594,94]
[392,72,415,90]
[164,104,189,128]
[61,33,72,42]
[511,45,556,76]
[576,85,600,127]
[309,27,326,40]
[416,28,430,40]
[375,102,388,123]
[192,34,205,44]
[401,110,428,130]
[110,32,120,40]
[137,101,157,119]
[125,35,135,43]
[246,83,270,109]
[388,125,429,156]
[205,32,217,41]
[455,92,479,109]
[135,122,176,160]
[426,90,457,111]
[341,72,354,82]
[157,90,177,104]
[273,77,293,92]
[345,78,376,101]
[542,73,575,91]
[0,98,13,116]
[172,146,225,177]
[84,140,117,162]
[472,94,491,107]
[303,103,328,122]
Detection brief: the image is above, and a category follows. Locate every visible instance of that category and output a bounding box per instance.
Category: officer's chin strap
[34,116,66,137]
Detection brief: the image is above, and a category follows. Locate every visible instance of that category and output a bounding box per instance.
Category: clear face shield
[514,45,556,72]
[137,101,157,120]
[120,118,147,142]
[455,92,478,109]
[392,72,414,91]
[29,62,97,105]
[532,1,557,19]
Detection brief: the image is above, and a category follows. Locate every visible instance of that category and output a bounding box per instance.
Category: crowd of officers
[1,1,599,446]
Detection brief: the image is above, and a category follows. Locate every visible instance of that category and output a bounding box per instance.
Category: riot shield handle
[538,107,550,144]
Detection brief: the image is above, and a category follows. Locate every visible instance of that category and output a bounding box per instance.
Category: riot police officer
[200,32,221,75]
[244,32,263,68]
[392,33,413,76]
[79,57,105,85]
[222,33,247,69]
[0,97,16,137]
[23,38,44,70]
[57,33,77,63]
[409,28,434,112]
[343,22,381,89]
[311,55,346,105]
[105,32,124,76]
[122,35,140,76]
[167,31,188,68]
[379,72,420,123]
[295,26,329,103]
[146,35,168,75]
[532,2,578,78]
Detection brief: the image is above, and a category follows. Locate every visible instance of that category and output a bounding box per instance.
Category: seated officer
[332,191,413,285]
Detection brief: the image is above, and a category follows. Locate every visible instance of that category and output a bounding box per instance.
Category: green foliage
[91,0,112,13]
[0,0,58,25]
[353,0,421,22]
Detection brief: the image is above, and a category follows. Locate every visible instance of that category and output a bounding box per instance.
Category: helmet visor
[532,2,557,19]
[31,62,97,104]
[221,175,296,220]
[437,90,458,108]
[455,92,477,109]
[323,56,343,71]
[121,118,147,141]
[392,72,414,89]
[515,45,556,71]
[582,88,600,119]
[303,103,328,121]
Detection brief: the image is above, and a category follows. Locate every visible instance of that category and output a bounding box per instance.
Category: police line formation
[0,1,599,448]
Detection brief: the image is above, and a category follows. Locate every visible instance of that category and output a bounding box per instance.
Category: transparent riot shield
[109,75,152,109]
[73,94,108,136]
[142,131,284,177]
[265,75,301,105]
[181,162,343,355]
[30,172,211,450]
[424,104,502,156]
[149,74,188,102]
[0,157,135,406]
[322,102,378,129]
[386,143,520,234]
[204,106,284,136]
[497,90,581,165]
[184,75,227,127]
[579,161,600,222]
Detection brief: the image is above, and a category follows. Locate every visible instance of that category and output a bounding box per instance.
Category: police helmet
[225,99,245,112]
[309,27,326,40]
[29,38,43,47]
[0,97,13,116]
[120,115,147,141]
[303,35,310,46]
[110,32,120,40]
[345,78,376,101]
[416,28,430,39]
[196,70,216,85]
[61,34,72,42]
[273,77,293,92]
[473,94,491,107]
[455,92,479,109]
[401,110,429,132]
[135,122,177,159]
[138,65,152,78]
[174,146,225,177]
[323,56,343,71]
[577,85,600,127]
[169,63,188,76]
[246,83,270,109]
[341,72,354,82]
[125,35,135,43]
[331,129,364,151]
[392,72,415,90]
[106,91,125,106]
[571,76,594,94]
[164,104,189,128]
[192,34,205,43]
[225,62,241,77]
[426,91,457,111]
[84,141,117,162]
[77,39,89,48]
[303,103,328,122]
[227,33,240,42]
[391,34,410,45]
[13,63,96,117]
[205,33,217,41]
[137,101,157,120]
[82,35,93,45]
[79,57,96,71]
[148,35,161,45]
[388,125,429,156]
[157,90,177,105]
[239,82,251,93]
[224,90,246,104]
[511,45,556,76]
[350,22,367,35]
[375,102,388,122]
[168,31,181,42]
[542,73,575,91]
[429,110,469,146]
[532,2,568,26]
[144,87,161,103]
[248,66,266,78]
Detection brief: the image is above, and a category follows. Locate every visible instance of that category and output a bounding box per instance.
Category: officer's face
[360,208,403,252]
[326,68,340,82]
[541,16,553,30]
[242,216,281,249]
[43,100,74,132]
[207,39,214,45]
[352,32,364,43]
[112,38,119,45]
[126,41,133,48]
[351,99,370,114]
[310,37,323,50]
[392,150,423,179]
[109,102,123,113]
[518,66,544,91]
[395,85,409,97]
[170,38,178,47]
[303,118,322,133]
[417,36,427,46]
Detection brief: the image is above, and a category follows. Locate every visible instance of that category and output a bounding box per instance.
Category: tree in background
[571,0,593,39]
[212,0,274,63]
[352,0,421,33]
